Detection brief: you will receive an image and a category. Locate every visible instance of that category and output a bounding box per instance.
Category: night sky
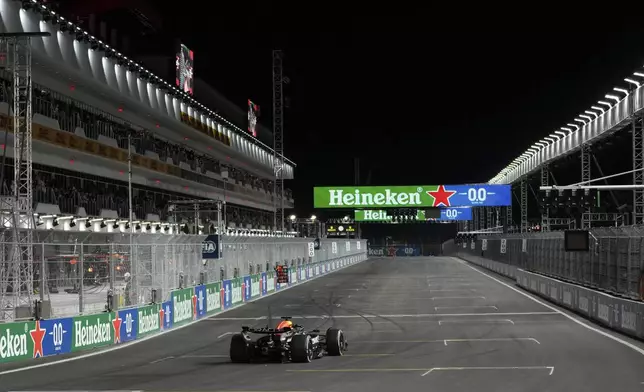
[61,2,644,219]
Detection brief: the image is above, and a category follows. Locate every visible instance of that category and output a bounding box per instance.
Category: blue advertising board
[440,207,472,221]
[118,308,138,343]
[161,301,173,330]
[436,185,511,207]
[40,317,73,357]
[202,235,221,259]
[261,272,268,296]
[194,285,207,319]
[223,280,232,309]
[243,276,252,301]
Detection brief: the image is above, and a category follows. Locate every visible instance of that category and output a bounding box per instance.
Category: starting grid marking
[353,337,541,345]
[206,311,560,321]
[287,366,555,376]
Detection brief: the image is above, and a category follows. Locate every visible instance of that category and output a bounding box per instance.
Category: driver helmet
[276,319,293,330]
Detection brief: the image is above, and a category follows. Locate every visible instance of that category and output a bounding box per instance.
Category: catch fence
[448,225,644,300]
[1,231,367,320]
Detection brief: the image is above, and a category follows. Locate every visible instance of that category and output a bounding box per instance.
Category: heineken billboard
[314,185,511,208]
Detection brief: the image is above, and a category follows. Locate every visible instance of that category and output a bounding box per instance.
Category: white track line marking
[421,366,554,376]
[217,332,234,339]
[355,338,540,345]
[431,296,486,300]
[438,319,515,325]
[435,305,498,311]
[0,259,366,375]
[149,356,174,364]
[454,257,644,357]
[202,312,558,321]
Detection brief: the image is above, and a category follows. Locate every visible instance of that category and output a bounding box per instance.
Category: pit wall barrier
[444,239,644,341]
[0,240,368,364]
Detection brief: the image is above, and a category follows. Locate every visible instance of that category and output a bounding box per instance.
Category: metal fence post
[79,244,84,314]
[40,242,45,302]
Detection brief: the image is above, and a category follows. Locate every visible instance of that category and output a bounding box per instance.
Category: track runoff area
[4,258,644,391]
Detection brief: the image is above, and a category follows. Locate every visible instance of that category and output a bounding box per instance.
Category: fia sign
[202,235,221,259]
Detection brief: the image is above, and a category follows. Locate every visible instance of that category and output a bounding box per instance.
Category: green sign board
[355,210,392,221]
[172,287,194,326]
[354,209,427,222]
[231,278,243,305]
[205,282,222,314]
[0,321,35,363]
[138,304,161,337]
[315,186,427,208]
[251,274,261,298]
[72,312,115,352]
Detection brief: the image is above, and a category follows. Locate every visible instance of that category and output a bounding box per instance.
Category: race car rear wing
[242,326,292,334]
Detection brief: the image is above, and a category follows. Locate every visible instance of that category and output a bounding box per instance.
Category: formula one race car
[229,317,347,363]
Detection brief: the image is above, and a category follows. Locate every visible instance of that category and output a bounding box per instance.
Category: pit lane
[2,256,644,392]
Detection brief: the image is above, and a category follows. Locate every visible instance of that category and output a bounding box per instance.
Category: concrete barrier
[454,249,644,341]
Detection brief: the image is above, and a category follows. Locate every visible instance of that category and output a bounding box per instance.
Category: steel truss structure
[272,50,285,233]
[506,201,513,228]
[581,143,592,229]
[0,33,48,321]
[478,207,485,230]
[541,166,550,232]
[633,115,644,225]
[168,199,225,235]
[582,212,626,225]
[520,179,528,233]
[543,217,575,229]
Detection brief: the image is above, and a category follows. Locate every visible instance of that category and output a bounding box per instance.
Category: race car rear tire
[291,335,313,363]
[326,328,345,356]
[230,334,251,363]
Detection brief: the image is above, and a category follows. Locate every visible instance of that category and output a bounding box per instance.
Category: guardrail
[446,238,644,342]
[0,244,368,364]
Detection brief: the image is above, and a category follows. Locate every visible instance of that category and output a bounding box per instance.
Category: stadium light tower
[606,94,621,103]
[598,100,613,109]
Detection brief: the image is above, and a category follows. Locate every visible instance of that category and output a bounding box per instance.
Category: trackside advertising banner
[0,251,368,364]
[314,185,511,208]
[368,245,421,257]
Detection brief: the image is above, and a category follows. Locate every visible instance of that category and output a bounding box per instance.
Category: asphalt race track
[3,256,644,392]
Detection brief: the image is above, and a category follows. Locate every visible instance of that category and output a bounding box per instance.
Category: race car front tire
[291,335,314,363]
[230,334,251,363]
[326,328,345,356]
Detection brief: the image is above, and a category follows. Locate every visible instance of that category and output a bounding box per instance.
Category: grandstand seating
[0,74,291,229]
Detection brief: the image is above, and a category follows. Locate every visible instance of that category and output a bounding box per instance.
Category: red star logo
[387,247,397,257]
[159,307,165,331]
[192,295,198,320]
[112,313,122,344]
[30,320,46,358]
[427,185,457,207]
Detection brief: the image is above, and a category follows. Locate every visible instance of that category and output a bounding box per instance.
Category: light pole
[221,167,229,229]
